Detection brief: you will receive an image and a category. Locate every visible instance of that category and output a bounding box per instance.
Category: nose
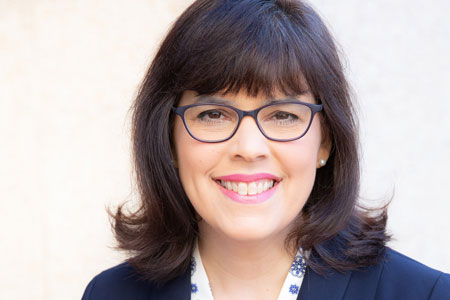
[228,116,270,162]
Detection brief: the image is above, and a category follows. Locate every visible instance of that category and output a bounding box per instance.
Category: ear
[316,126,332,169]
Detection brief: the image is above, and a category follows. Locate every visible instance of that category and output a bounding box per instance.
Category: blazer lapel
[297,267,352,300]
[150,267,349,300]
[151,268,191,300]
[149,258,387,300]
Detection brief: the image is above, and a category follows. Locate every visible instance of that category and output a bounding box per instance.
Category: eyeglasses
[172,100,323,143]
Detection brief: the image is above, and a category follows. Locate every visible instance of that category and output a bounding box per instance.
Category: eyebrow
[194,94,309,105]
[194,96,233,105]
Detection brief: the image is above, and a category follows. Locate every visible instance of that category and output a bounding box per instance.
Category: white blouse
[190,242,307,300]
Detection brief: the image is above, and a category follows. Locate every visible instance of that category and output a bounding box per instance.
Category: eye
[199,110,223,119]
[195,108,235,124]
[273,111,299,120]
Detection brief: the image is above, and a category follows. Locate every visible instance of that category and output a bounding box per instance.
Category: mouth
[214,179,279,196]
[212,173,281,203]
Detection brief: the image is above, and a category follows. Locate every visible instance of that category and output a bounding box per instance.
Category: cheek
[279,141,318,164]
[173,118,222,190]
[277,135,321,176]
[276,143,318,205]
[273,124,322,208]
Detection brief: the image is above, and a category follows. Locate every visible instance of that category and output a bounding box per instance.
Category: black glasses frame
[171,100,323,143]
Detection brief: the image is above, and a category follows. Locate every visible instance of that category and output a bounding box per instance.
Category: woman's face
[173,90,330,243]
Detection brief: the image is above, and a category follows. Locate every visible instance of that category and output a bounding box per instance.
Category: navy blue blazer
[82,248,450,299]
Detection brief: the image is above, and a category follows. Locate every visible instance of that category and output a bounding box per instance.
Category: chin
[216,218,289,243]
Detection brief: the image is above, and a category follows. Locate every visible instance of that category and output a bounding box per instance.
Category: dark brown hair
[111,0,390,283]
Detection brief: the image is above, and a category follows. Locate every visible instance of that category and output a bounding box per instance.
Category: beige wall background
[1,0,449,299]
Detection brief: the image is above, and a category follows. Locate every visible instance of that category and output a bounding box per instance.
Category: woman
[82,0,450,299]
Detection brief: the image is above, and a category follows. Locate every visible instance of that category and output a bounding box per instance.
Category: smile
[218,179,275,196]
[213,173,281,204]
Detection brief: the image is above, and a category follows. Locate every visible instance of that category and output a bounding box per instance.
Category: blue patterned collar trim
[190,241,307,300]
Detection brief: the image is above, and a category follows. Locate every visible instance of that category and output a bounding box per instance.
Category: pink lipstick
[214,173,281,183]
[213,173,280,204]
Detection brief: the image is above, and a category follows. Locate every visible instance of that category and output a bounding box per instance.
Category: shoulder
[382,248,444,278]
[358,247,450,300]
[82,263,155,300]
[82,262,191,300]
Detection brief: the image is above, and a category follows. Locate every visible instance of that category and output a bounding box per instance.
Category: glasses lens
[184,105,239,141]
[258,103,312,140]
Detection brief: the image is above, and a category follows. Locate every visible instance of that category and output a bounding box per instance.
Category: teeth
[220,179,276,196]
[238,182,247,195]
[226,181,232,190]
[232,182,238,192]
[257,181,264,193]
[248,182,257,195]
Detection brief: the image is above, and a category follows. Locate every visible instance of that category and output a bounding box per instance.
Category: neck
[198,223,297,299]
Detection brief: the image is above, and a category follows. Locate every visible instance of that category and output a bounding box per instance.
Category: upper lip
[213,173,281,183]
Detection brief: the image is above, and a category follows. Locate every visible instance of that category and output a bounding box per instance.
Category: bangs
[167,0,315,98]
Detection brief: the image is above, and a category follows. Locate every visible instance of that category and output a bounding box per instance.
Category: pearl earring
[319,159,326,167]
